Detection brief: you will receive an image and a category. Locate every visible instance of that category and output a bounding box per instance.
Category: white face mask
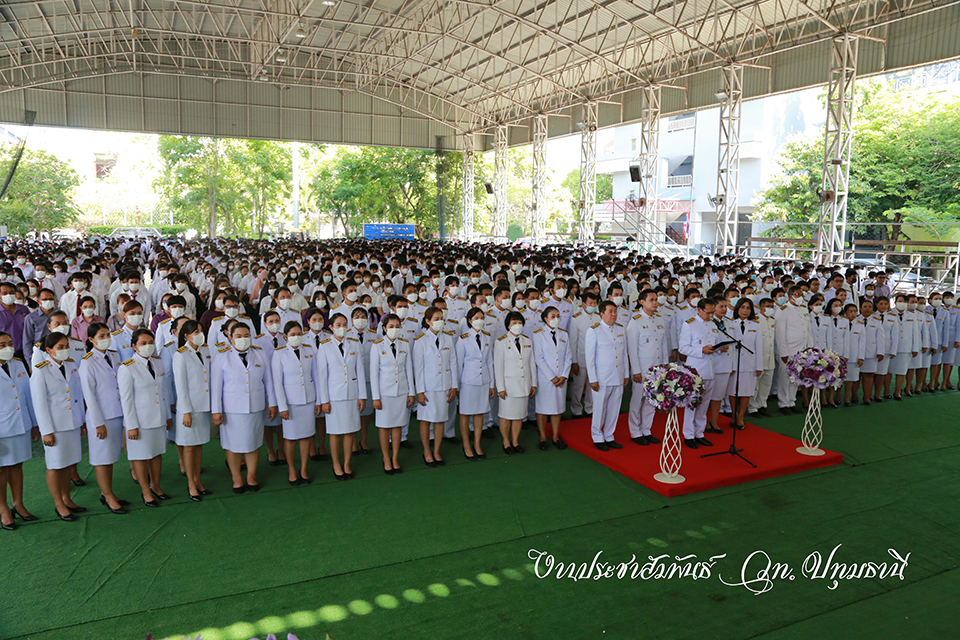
[657,295,667,305]
[547,318,560,329]
[35,271,46,279]
[405,293,418,303]
[54,348,71,362]
[610,296,623,307]
[353,318,368,331]
[169,307,185,318]
[234,337,251,351]
[395,307,408,319]
[471,277,480,284]
[385,327,401,341]
[811,305,823,314]
[309,322,324,332]
[0,294,16,306]
[287,335,303,348]
[448,285,460,296]
[128,283,140,292]
[315,299,327,309]
[51,324,70,335]
[932,299,943,308]
[0,346,14,361]
[265,323,280,334]
[418,291,428,301]
[277,298,291,310]
[95,338,112,351]
[175,282,187,292]
[509,323,524,336]
[763,307,776,318]
[896,301,908,312]
[215,299,225,310]
[332,326,347,338]
[907,303,917,311]
[267,289,277,297]
[28,286,37,296]
[528,299,540,311]
[81,307,95,317]
[126,314,143,326]
[137,344,155,358]
[73,282,86,291]
[191,333,205,347]
[432,277,442,287]
[831,306,842,315]
[224,307,239,318]
[158,271,168,279]
[431,320,445,332]
[554,288,567,299]
[471,318,485,331]
[514,299,526,310]
[384,287,393,295]
[585,305,598,315]
[345,291,359,302]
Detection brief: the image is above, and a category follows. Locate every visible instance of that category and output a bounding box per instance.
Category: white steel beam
[531,114,547,247]
[578,101,598,245]
[492,124,508,242]
[715,64,743,255]
[818,35,858,265]
[637,85,661,247]
[462,132,475,242]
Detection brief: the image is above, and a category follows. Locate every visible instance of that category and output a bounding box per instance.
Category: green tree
[0,147,80,236]
[754,82,960,243]
[155,136,237,237]
[228,139,292,238]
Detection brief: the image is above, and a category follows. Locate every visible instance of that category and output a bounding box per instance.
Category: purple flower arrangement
[786,347,847,390]
[642,363,706,411]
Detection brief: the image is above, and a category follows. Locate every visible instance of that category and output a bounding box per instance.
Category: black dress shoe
[400,440,414,448]
[12,509,38,522]
[554,438,568,449]
[66,505,87,513]
[1,519,14,531]
[199,490,212,496]
[267,459,284,466]
[142,498,159,508]
[583,412,592,418]
[423,454,438,467]
[885,394,893,399]
[644,434,661,444]
[607,441,623,450]
[333,472,347,481]
[758,408,771,417]
[464,450,478,460]
[247,483,261,492]
[99,495,126,514]
[433,457,446,466]
[71,478,86,487]
[696,437,713,447]
[511,445,523,454]
[189,494,203,502]
[894,395,903,401]
[735,423,745,431]
[705,425,723,434]
[476,452,488,459]
[299,476,313,484]
[288,478,302,486]
[150,490,171,501]
[684,439,699,449]
[359,446,373,455]
[780,407,793,416]
[538,441,548,451]
[792,406,805,414]
[593,442,610,451]
[232,486,246,494]
[503,445,515,455]
[393,466,403,474]
[179,469,187,477]
[54,508,77,521]
[383,467,395,475]
[631,436,650,446]
[310,453,330,461]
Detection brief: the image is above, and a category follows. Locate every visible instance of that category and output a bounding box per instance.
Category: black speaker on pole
[484,182,494,194]
[629,163,641,182]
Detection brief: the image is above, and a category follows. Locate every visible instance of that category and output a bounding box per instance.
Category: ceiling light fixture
[295,28,306,38]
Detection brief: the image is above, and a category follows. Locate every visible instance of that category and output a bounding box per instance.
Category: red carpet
[556,412,844,497]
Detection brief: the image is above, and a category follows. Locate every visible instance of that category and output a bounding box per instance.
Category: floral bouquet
[642,363,705,411]
[786,347,847,390]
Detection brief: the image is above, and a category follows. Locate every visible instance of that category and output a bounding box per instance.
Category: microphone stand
[701,319,757,467]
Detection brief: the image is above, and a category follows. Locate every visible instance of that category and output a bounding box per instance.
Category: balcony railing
[667,174,693,188]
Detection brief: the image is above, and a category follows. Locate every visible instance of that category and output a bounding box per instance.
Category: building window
[94,153,117,179]
[631,138,638,151]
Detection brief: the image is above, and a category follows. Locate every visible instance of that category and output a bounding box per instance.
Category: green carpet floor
[3,385,959,640]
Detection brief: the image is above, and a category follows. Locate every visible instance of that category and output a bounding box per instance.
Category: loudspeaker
[629,163,641,182]
[484,182,494,194]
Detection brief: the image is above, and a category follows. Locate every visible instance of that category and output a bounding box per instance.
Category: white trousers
[682,377,714,440]
[591,384,623,443]
[627,381,657,437]
[570,366,594,416]
[748,368,775,412]
[776,360,798,408]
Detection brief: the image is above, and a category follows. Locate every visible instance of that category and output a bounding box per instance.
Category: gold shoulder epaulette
[346,337,359,342]
[151,355,162,360]
[111,329,123,336]
[159,317,171,325]
[177,346,187,353]
[633,313,642,320]
[275,345,286,350]
[534,327,543,333]
[414,333,425,340]
[35,361,49,369]
[460,333,469,339]
[398,337,409,342]
[81,352,92,360]
[250,345,262,350]
[481,330,490,336]
[254,333,264,339]
[164,340,174,348]
[239,314,250,319]
[218,346,230,353]
[442,330,455,336]
[615,322,623,328]
[498,334,507,341]
[320,338,332,344]
[564,297,573,303]
[70,336,82,342]
[685,317,695,324]
[457,296,467,301]
[373,338,384,344]
[591,322,600,328]
[13,357,22,363]
[573,312,582,318]
[122,358,135,366]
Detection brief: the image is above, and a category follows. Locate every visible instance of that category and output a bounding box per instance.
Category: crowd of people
[0,236,954,528]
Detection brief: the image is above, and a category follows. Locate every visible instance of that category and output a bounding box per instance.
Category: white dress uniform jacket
[271,344,318,410]
[0,358,36,438]
[211,346,277,414]
[118,354,171,431]
[31,357,85,435]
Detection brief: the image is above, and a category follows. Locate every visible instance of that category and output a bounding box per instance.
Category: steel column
[715,64,743,255]
[637,85,661,246]
[531,114,548,246]
[578,101,598,244]
[818,35,858,265]
[461,132,475,242]
[493,125,508,242]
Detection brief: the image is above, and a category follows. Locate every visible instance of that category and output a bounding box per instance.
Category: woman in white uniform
[412,307,458,467]
[369,313,415,474]
[211,322,278,493]
[892,293,919,400]
[257,310,286,468]
[78,322,128,514]
[31,332,86,522]
[494,311,536,454]
[824,298,849,408]
[303,307,330,462]
[315,313,367,480]
[455,307,494,460]
[843,304,866,406]
[533,306,572,449]
[726,299,763,430]
[348,306,376,456]
[0,332,38,529]
[805,295,828,409]
[707,300,733,433]
[271,321,319,486]
[875,297,898,401]
[172,320,213,501]
[118,328,173,508]
[858,300,884,406]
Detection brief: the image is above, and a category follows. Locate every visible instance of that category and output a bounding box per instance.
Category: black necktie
[435,336,440,349]
[1,363,8,377]
[880,313,884,322]
[147,359,156,378]
[104,353,112,368]
[551,330,557,346]
[391,342,396,358]
[815,317,820,327]
[359,333,363,344]
[58,364,66,379]
[934,309,938,319]
[740,320,745,334]
[476,333,481,351]
[833,318,838,327]
[294,348,300,360]
[273,336,278,349]
[196,350,204,367]
[515,337,521,354]
[239,352,248,367]
[338,342,344,357]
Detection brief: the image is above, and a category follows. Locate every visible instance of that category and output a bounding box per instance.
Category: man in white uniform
[775,285,813,414]
[584,301,628,451]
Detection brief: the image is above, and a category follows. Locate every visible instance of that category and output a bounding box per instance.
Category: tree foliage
[0,146,81,237]
[754,82,960,243]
